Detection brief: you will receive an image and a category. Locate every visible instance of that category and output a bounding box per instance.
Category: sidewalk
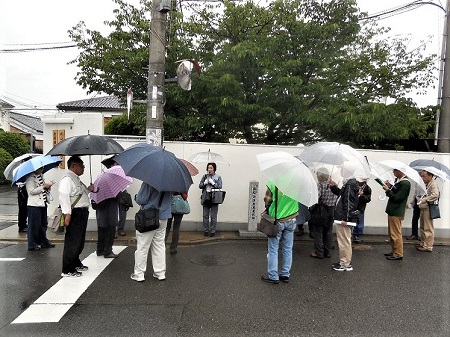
[1,222,450,246]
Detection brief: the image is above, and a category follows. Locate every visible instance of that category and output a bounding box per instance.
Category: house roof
[0,99,14,109]
[9,111,43,133]
[56,95,125,112]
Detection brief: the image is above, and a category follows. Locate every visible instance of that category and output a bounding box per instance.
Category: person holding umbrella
[59,156,94,277]
[25,167,55,251]
[382,168,411,261]
[130,182,171,282]
[416,170,440,252]
[199,162,223,237]
[261,181,299,284]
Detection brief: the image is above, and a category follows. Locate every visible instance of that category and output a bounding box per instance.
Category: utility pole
[146,0,170,147]
[438,0,450,153]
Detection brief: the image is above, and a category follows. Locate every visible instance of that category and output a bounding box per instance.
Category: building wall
[42,113,450,238]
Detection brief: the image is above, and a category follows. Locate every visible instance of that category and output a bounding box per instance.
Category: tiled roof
[0,99,14,109]
[56,95,125,111]
[9,112,43,133]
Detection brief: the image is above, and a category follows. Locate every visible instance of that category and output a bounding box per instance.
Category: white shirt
[58,170,90,214]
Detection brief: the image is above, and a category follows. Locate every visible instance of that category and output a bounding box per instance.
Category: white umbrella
[414,166,450,182]
[189,149,229,166]
[298,142,371,181]
[3,153,41,181]
[256,151,318,207]
[371,160,426,195]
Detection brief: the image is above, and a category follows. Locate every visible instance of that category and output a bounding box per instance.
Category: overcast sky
[0,0,445,111]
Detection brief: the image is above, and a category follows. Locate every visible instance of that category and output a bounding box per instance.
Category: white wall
[42,113,450,237]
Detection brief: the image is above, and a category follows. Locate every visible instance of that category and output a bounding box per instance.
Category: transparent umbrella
[256,151,318,207]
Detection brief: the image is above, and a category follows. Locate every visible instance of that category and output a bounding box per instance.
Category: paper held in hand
[334,220,357,227]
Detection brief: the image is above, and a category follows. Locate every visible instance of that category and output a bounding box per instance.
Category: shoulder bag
[50,193,82,233]
[257,187,279,237]
[135,193,164,233]
[428,200,440,219]
[211,188,226,204]
[171,195,190,215]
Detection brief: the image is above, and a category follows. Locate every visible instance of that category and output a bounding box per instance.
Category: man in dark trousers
[59,156,94,277]
[17,182,28,232]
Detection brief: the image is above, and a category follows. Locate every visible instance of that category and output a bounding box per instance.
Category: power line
[360,0,445,21]
[0,44,76,53]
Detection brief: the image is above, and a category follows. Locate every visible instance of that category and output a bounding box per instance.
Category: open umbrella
[179,159,199,176]
[409,159,450,181]
[47,134,124,182]
[298,142,371,180]
[256,151,318,207]
[90,166,133,204]
[114,143,193,193]
[12,155,62,184]
[3,153,41,181]
[189,149,229,166]
[371,160,426,194]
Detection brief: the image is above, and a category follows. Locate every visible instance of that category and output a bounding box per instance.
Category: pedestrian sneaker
[61,271,82,277]
[76,265,89,272]
[332,264,353,272]
[130,273,145,282]
[153,273,166,281]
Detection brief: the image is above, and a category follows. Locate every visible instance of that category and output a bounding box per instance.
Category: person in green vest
[261,181,299,284]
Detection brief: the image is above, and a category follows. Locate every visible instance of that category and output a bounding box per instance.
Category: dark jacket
[357,183,372,213]
[385,179,411,217]
[330,178,359,223]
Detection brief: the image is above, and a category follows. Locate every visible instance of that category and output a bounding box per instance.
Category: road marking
[12,245,127,324]
[0,258,25,261]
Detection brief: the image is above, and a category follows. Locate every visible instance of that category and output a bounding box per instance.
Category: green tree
[0,148,13,185]
[0,130,30,159]
[68,0,437,149]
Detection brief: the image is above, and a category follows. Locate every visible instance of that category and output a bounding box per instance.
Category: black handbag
[257,187,279,237]
[428,201,440,219]
[134,193,163,233]
[211,189,226,204]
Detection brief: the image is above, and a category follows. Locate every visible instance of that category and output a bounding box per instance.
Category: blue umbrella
[12,155,62,184]
[114,143,193,193]
[409,159,450,180]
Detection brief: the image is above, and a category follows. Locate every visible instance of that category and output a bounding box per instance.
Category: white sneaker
[130,273,145,282]
[152,273,166,281]
[332,264,353,272]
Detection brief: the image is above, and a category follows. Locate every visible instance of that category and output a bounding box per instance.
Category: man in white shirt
[59,156,94,277]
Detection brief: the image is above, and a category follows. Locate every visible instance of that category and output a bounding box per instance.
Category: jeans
[353,212,365,236]
[165,214,183,252]
[267,218,296,280]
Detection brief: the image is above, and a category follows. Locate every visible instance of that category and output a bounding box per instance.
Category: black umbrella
[46,134,123,156]
[114,143,193,193]
[47,134,124,182]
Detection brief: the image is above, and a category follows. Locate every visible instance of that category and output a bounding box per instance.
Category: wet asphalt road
[0,239,449,337]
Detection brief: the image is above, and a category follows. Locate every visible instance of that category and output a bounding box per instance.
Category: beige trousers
[336,224,352,267]
[388,216,404,257]
[420,208,434,250]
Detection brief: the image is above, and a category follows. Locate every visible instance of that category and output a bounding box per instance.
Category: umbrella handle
[89,155,92,184]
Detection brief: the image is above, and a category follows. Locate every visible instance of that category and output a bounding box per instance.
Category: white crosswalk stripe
[12,246,127,324]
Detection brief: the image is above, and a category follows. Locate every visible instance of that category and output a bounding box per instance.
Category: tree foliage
[68,0,437,149]
[0,130,30,159]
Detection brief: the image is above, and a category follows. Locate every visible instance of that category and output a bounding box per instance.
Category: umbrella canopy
[90,166,133,204]
[298,142,371,180]
[101,155,118,169]
[3,153,41,181]
[12,155,62,184]
[188,149,229,166]
[371,160,426,194]
[179,159,199,176]
[256,151,319,207]
[409,159,450,181]
[114,143,193,193]
[46,134,124,156]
